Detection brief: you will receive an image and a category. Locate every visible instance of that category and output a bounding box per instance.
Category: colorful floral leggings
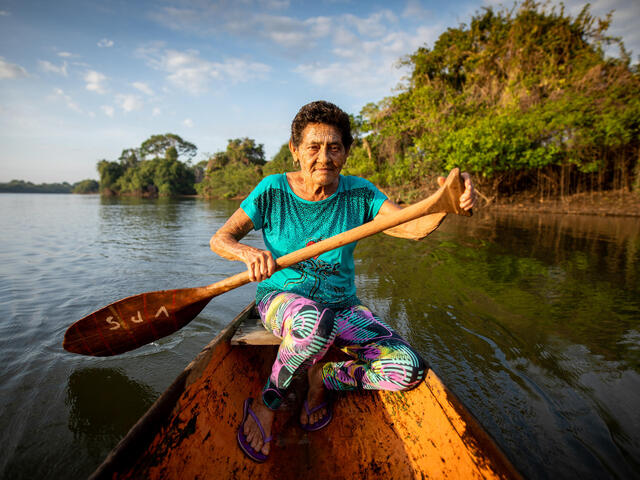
[258,291,428,410]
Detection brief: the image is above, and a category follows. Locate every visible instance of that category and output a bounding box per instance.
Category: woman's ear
[289,139,299,164]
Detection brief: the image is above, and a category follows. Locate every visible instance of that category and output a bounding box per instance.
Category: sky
[1,0,638,183]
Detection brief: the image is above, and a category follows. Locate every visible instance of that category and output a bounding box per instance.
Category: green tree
[226,138,266,166]
[118,148,140,170]
[96,160,124,192]
[98,134,198,196]
[197,138,266,198]
[115,158,195,196]
[139,133,197,162]
[72,179,99,194]
[196,163,262,199]
[263,143,297,175]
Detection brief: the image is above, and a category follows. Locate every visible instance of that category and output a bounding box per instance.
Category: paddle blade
[63,288,213,357]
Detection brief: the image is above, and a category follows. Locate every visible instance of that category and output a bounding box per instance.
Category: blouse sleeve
[239,178,268,231]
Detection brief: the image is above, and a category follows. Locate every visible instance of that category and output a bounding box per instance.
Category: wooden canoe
[90,302,523,480]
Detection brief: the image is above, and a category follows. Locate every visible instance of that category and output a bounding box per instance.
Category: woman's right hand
[240,246,276,282]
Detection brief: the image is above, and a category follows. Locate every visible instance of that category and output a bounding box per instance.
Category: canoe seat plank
[230,319,281,345]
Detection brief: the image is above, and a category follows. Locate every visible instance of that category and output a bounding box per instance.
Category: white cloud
[38,60,68,76]
[101,105,115,117]
[250,14,335,49]
[139,48,270,94]
[116,94,143,112]
[0,57,28,79]
[97,38,114,48]
[152,107,161,116]
[401,0,433,21]
[57,52,73,58]
[295,24,440,98]
[183,118,194,128]
[150,3,329,49]
[343,11,397,38]
[84,70,108,94]
[52,88,82,113]
[132,81,154,95]
[145,5,440,97]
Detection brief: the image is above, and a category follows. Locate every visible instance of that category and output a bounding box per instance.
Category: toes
[303,406,327,425]
[311,407,326,424]
[250,435,262,452]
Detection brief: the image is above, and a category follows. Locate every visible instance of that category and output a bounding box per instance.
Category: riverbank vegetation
[96,133,197,196]
[195,138,266,199]
[342,0,639,203]
[90,1,638,209]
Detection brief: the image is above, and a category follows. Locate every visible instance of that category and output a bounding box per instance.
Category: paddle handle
[205,169,469,296]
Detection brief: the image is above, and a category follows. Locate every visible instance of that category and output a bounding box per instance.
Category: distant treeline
[0,179,99,194]
[96,1,639,202]
[96,133,296,199]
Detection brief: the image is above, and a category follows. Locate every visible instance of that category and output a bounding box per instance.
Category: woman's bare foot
[243,400,274,456]
[300,362,328,427]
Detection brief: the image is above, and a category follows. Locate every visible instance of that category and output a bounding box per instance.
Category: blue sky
[1,0,638,183]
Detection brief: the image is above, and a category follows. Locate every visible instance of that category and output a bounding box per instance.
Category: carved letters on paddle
[105,306,170,330]
[106,316,120,330]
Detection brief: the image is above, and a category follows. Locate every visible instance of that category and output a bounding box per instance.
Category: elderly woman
[210,100,475,462]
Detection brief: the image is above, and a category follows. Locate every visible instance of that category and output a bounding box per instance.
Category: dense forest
[91,1,638,202]
[342,1,639,202]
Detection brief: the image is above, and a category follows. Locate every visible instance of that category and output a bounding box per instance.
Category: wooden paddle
[63,168,471,356]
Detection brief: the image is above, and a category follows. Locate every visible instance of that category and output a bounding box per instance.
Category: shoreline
[380,185,640,218]
[485,190,640,217]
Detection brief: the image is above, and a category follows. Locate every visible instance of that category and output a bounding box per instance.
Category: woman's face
[289,123,348,187]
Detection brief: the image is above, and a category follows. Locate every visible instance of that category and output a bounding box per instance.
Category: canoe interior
[91,303,522,480]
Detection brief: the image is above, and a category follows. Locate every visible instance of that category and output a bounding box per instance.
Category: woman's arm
[209,208,276,282]
[381,172,476,240]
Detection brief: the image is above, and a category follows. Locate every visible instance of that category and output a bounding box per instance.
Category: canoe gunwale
[423,370,525,480]
[89,301,524,480]
[88,302,256,480]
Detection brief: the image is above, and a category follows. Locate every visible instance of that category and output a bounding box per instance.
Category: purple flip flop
[237,398,273,462]
[300,399,333,432]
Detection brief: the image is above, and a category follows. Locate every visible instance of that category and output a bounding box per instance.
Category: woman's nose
[318,145,329,162]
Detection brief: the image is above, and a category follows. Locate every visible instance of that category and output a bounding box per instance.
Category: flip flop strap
[304,400,328,416]
[247,404,273,443]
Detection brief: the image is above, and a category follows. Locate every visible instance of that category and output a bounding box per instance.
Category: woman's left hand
[459,172,476,212]
[437,172,476,211]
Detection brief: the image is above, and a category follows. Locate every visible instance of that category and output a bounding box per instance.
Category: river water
[0,193,638,479]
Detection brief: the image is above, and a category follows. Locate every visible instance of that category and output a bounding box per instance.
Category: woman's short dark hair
[291,101,353,150]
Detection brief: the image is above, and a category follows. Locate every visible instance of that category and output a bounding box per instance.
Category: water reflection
[65,367,156,462]
[358,211,639,369]
[354,209,640,479]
